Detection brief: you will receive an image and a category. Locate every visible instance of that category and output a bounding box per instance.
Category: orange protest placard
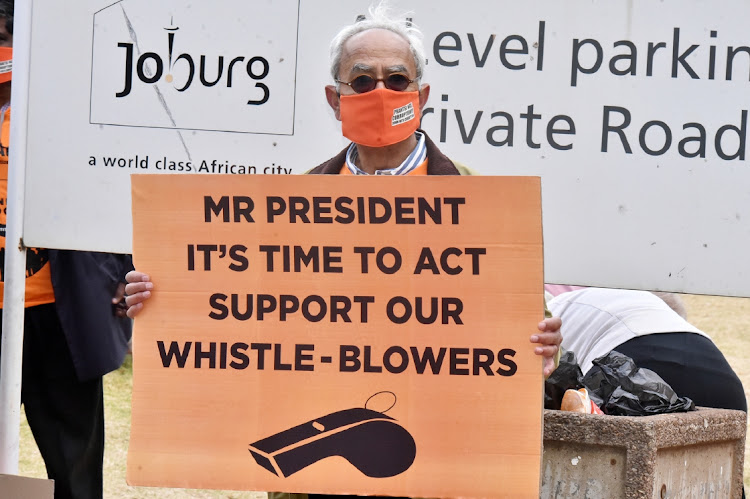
[127,174,544,498]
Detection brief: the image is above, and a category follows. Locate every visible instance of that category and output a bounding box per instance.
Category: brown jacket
[307,130,466,176]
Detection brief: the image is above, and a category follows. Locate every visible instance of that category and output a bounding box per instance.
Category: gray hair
[652,291,688,320]
[329,1,426,84]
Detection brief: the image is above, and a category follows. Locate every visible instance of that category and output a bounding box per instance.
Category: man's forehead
[351,62,410,73]
[339,28,415,73]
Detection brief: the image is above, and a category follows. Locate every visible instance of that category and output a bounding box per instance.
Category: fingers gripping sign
[531,316,562,377]
[125,271,154,318]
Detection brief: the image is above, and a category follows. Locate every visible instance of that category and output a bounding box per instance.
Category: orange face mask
[339,88,420,147]
[0,47,11,84]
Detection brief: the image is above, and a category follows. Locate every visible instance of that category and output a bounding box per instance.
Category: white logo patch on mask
[392,102,415,126]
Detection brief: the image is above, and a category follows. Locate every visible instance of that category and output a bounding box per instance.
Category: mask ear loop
[365,391,397,414]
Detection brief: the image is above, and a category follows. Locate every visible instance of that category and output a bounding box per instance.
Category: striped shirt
[344,131,427,175]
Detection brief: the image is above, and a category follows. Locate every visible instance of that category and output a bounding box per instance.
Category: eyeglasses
[336,73,416,94]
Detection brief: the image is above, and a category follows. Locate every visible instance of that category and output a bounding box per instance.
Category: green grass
[682,294,750,492]
[17,295,750,496]
[19,355,264,498]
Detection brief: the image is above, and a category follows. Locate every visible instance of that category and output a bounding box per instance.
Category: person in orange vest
[125,4,561,499]
[0,2,133,497]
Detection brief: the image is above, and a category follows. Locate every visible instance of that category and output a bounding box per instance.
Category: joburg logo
[116,19,270,105]
[392,102,415,126]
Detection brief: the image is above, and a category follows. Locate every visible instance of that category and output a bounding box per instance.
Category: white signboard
[22,0,750,296]
[89,1,298,134]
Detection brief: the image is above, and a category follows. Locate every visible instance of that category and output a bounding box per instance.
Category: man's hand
[531,316,562,377]
[112,282,127,318]
[124,271,154,319]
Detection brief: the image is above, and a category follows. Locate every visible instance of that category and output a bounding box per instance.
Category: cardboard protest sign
[127,174,544,498]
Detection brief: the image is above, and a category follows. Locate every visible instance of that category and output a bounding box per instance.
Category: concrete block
[541,407,747,498]
[0,474,54,498]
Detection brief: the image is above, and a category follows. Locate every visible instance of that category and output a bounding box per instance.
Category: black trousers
[616,332,747,412]
[1,303,104,499]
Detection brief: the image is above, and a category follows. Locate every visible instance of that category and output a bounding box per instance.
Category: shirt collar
[344,131,427,175]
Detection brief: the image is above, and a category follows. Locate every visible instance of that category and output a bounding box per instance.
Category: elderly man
[126,5,560,368]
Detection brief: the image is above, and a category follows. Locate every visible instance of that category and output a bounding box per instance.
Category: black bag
[583,351,695,416]
[544,351,585,410]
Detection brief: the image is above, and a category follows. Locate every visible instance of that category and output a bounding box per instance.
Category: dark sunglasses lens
[351,75,376,93]
[386,74,411,91]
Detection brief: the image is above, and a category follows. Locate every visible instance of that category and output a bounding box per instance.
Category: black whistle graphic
[248,393,416,478]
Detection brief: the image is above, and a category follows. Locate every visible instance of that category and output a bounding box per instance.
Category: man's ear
[418,83,430,111]
[325,85,342,121]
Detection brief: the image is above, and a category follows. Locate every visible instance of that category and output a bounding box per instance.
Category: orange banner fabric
[128,174,544,498]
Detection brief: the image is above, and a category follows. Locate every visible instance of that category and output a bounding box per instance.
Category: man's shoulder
[303,131,479,176]
[306,146,349,175]
[450,159,480,176]
[422,131,472,176]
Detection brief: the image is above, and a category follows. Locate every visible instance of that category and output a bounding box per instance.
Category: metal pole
[0,0,32,474]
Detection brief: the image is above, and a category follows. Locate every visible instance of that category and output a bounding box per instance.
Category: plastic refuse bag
[583,350,695,416]
[544,351,585,410]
